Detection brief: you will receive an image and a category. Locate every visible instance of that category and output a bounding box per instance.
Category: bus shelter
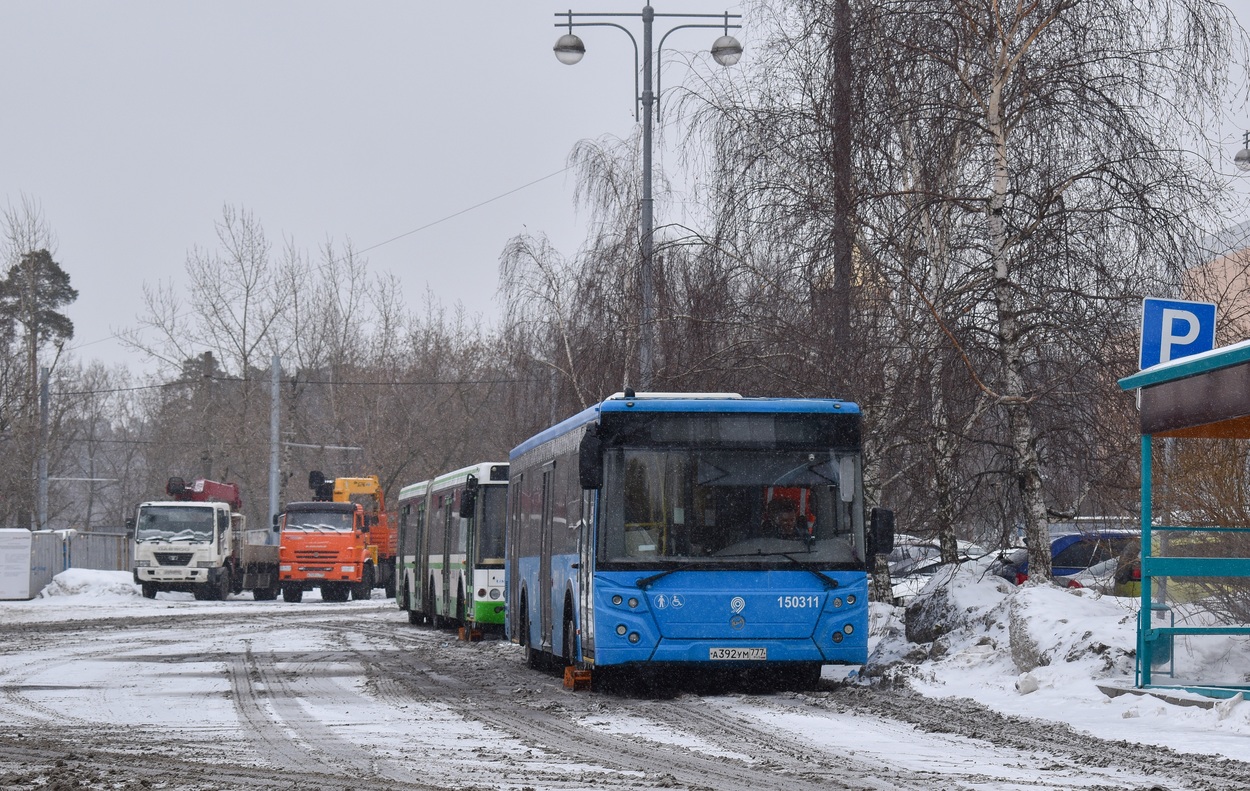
[1118,339,1250,695]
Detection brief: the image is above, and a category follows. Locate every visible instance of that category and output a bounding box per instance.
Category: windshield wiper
[635,563,698,590]
[780,553,839,590]
[711,549,840,590]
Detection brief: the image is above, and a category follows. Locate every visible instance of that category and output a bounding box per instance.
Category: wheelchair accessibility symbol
[654,594,685,610]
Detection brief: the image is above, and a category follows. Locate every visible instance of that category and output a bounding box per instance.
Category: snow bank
[870,560,1138,688]
[866,559,1250,759]
[39,568,139,598]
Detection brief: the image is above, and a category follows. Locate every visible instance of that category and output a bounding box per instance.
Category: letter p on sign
[1140,298,1216,369]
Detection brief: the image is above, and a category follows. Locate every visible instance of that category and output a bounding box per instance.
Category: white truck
[130,477,281,601]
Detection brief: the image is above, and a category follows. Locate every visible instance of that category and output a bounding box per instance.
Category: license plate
[306,572,325,578]
[709,647,766,661]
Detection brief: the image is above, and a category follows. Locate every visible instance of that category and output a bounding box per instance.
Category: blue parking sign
[1139,297,1216,369]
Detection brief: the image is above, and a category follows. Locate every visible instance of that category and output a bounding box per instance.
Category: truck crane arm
[166,476,243,512]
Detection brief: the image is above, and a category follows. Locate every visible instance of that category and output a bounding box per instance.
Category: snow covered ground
[870,559,1250,762]
[5,563,1250,780]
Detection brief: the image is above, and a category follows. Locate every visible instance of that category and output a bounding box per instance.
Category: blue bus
[505,391,894,689]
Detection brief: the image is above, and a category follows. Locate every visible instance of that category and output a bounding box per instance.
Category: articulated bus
[506,392,895,689]
[396,462,509,630]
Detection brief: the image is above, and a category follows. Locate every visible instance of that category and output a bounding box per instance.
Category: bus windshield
[598,446,863,567]
[477,486,506,565]
[135,506,216,544]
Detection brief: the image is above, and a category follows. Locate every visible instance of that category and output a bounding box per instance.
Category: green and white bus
[396,462,509,631]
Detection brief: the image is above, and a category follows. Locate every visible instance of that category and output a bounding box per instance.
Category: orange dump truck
[275,471,397,603]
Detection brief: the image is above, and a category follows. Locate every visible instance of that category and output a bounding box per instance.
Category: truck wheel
[384,572,396,599]
[323,583,350,603]
[282,585,303,603]
[214,569,232,601]
[352,566,374,601]
[141,582,157,600]
[253,586,278,601]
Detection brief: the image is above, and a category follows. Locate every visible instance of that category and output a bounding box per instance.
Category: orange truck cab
[275,471,397,603]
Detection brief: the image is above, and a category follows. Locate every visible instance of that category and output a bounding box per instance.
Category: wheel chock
[563,666,592,691]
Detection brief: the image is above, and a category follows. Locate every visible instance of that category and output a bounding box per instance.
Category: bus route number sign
[709,647,767,660]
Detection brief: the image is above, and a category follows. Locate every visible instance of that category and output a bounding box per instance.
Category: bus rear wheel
[520,601,543,670]
[562,613,576,667]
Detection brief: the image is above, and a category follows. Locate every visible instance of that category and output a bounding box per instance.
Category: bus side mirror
[579,425,602,489]
[272,513,280,532]
[869,507,896,556]
[459,489,477,519]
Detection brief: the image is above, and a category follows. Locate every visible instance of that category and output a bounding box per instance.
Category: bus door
[463,487,476,623]
[540,464,555,651]
[441,492,455,617]
[455,484,471,622]
[577,488,595,660]
[411,498,428,611]
[506,472,523,641]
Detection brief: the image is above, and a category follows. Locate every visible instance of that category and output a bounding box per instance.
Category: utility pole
[269,355,280,533]
[35,366,49,530]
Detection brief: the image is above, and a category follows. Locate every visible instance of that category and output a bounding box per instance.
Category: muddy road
[0,599,1243,790]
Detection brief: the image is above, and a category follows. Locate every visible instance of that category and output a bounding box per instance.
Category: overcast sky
[4,2,1250,375]
[0,1,745,373]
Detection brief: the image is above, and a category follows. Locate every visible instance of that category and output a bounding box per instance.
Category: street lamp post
[554,5,741,391]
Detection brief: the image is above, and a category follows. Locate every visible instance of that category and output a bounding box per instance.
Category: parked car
[1055,557,1121,593]
[889,537,989,605]
[992,531,1139,587]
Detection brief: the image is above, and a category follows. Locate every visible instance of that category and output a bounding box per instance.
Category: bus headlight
[616,624,628,635]
[627,597,639,608]
[833,597,843,607]
[844,624,854,635]
[612,595,623,606]
[628,632,641,644]
[832,631,844,643]
[489,589,501,599]
[846,594,857,605]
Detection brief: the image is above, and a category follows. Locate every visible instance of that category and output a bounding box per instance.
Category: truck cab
[131,477,280,601]
[277,501,374,603]
[132,499,236,600]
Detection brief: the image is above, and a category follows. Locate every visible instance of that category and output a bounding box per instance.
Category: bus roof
[509,393,860,459]
[398,462,508,502]
[428,462,508,492]
[398,480,430,502]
